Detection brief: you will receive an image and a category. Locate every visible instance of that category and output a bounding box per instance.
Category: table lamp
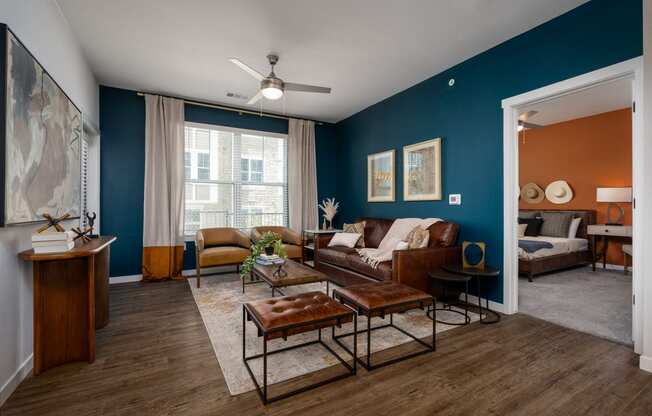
[596,187,632,226]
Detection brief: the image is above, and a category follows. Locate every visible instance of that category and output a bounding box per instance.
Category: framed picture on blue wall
[403,138,441,201]
[367,149,395,202]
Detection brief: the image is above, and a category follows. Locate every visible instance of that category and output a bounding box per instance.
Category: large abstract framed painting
[0,25,82,226]
[403,138,442,201]
[367,149,395,202]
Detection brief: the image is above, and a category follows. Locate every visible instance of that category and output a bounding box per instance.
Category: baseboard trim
[110,265,239,284]
[0,354,33,407]
[458,293,506,314]
[640,355,652,373]
[109,274,142,284]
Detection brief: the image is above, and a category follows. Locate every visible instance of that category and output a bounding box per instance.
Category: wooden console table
[19,236,117,375]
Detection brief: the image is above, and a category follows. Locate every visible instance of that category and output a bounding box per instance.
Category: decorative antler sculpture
[36,213,70,234]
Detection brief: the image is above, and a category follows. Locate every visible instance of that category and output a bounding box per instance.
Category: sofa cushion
[345,254,393,281]
[359,217,394,248]
[317,246,356,268]
[283,244,302,259]
[199,246,250,267]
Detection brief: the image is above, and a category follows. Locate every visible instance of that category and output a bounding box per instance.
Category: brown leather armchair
[195,228,252,288]
[251,226,302,260]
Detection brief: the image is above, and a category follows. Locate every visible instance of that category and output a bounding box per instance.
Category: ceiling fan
[229,54,331,105]
[518,110,543,131]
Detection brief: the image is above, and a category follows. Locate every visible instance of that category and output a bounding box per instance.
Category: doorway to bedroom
[516,79,633,346]
[502,58,644,352]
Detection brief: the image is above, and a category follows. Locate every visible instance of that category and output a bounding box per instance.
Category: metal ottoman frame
[331,291,435,371]
[242,304,357,404]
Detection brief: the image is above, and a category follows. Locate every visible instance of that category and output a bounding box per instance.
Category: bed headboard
[519,209,597,240]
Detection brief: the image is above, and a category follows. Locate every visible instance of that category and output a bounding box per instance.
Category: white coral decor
[318,198,339,222]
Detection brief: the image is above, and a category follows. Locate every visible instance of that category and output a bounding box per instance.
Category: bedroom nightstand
[587,224,632,271]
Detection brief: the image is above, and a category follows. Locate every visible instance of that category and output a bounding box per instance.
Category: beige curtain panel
[288,118,318,233]
[142,94,185,280]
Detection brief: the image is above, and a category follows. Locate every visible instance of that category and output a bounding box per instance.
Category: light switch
[449,194,462,205]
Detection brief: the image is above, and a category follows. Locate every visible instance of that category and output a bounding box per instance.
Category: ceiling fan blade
[247,90,263,105]
[520,121,543,129]
[519,110,538,121]
[284,82,331,94]
[229,58,265,81]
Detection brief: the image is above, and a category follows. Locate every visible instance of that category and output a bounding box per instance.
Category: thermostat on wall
[449,194,462,205]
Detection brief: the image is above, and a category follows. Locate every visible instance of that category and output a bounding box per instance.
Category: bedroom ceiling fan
[518,110,543,131]
[229,54,331,105]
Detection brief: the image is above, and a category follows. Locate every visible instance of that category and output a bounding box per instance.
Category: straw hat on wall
[545,180,574,204]
[521,182,545,204]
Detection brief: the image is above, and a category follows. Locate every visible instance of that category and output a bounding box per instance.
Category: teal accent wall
[100,86,339,276]
[334,0,643,302]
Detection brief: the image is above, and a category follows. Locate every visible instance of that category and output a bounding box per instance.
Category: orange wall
[519,108,632,265]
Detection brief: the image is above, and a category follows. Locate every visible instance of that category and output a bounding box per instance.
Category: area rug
[187,274,479,395]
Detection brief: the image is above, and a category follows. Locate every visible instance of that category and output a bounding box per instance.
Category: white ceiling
[521,78,632,126]
[57,0,589,123]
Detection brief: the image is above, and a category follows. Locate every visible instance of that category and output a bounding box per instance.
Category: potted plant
[240,232,287,279]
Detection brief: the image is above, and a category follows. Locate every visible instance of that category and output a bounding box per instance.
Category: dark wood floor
[3,279,652,416]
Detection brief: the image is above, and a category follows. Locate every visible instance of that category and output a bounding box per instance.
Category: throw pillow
[518,217,544,237]
[343,221,366,247]
[395,241,409,251]
[517,224,528,238]
[328,232,362,248]
[540,212,574,238]
[568,217,582,239]
[405,226,430,249]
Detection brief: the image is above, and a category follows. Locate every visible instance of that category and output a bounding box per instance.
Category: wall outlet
[449,194,462,205]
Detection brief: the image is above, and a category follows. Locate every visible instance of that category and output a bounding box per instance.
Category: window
[197,153,210,180]
[184,152,191,179]
[183,124,287,234]
[241,158,263,183]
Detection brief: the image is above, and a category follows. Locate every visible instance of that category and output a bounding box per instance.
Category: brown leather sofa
[195,227,252,288]
[251,226,302,260]
[314,218,460,292]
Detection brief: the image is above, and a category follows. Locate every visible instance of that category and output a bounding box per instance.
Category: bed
[519,209,596,281]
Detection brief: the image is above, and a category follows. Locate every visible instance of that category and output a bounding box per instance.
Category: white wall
[0,0,99,405]
[640,0,652,373]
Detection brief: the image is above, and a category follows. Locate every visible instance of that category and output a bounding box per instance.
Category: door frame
[501,57,644,353]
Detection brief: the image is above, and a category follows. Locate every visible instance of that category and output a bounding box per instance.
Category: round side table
[427,269,472,326]
[442,264,501,324]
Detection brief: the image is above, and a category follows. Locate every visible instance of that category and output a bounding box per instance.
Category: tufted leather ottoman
[243,291,357,404]
[332,281,435,370]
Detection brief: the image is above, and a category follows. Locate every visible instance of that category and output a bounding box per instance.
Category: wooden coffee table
[244,259,330,297]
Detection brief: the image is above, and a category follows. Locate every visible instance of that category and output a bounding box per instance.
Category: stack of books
[255,254,285,266]
[32,231,75,254]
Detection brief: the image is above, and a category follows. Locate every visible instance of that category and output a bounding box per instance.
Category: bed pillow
[567,217,582,239]
[328,232,362,248]
[519,211,541,219]
[539,212,574,238]
[518,217,543,237]
[343,221,366,247]
[517,224,528,238]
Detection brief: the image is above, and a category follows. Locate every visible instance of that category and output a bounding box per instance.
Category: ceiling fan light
[261,86,283,100]
[517,123,524,132]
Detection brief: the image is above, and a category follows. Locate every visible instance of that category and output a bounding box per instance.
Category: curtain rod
[136,91,324,125]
